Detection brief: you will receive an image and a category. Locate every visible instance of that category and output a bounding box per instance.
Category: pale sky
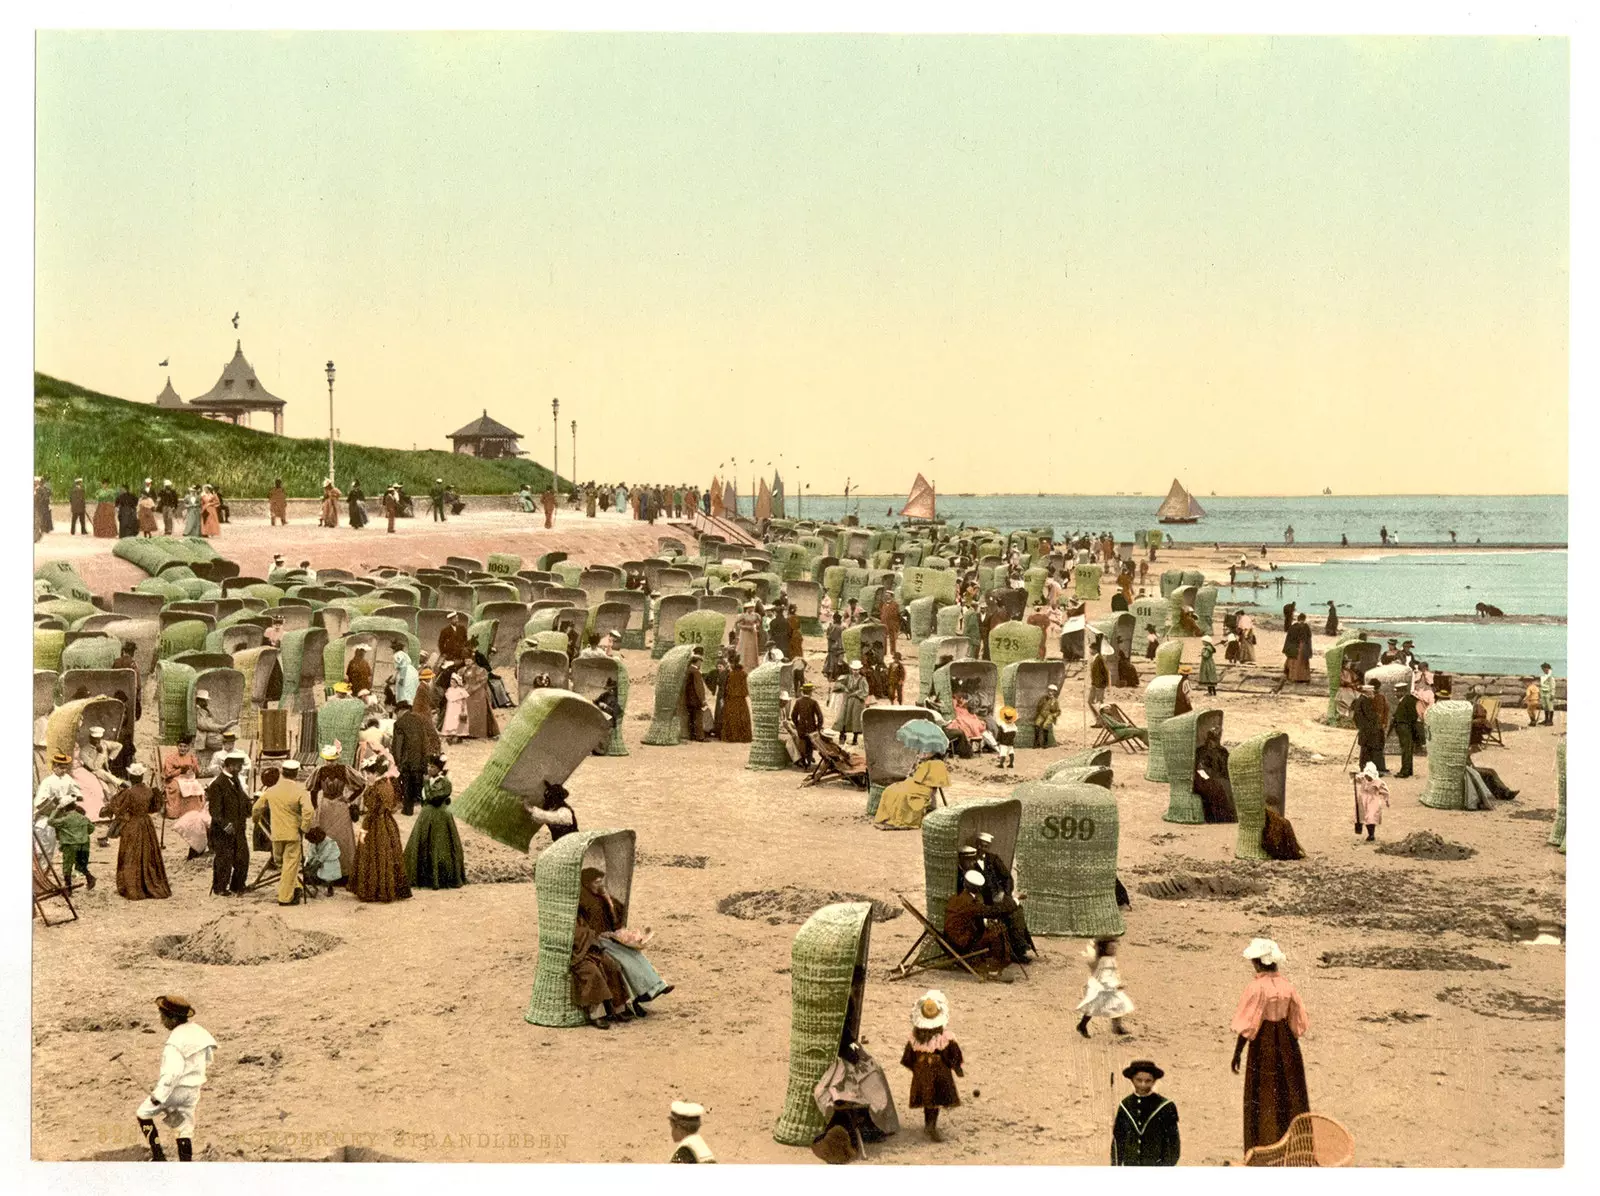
[35,33,1568,495]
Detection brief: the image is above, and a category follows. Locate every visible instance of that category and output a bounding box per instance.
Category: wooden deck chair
[1093,704,1149,752]
[1242,1113,1355,1167]
[33,830,79,926]
[884,895,994,983]
[805,734,869,788]
[1478,695,1506,747]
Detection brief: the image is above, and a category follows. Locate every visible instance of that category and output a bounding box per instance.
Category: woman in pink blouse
[1230,937,1311,1152]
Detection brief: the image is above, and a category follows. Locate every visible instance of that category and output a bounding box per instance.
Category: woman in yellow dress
[873,751,950,830]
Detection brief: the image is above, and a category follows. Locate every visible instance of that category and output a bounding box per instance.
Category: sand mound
[1437,985,1564,1021]
[638,852,709,869]
[467,857,535,884]
[1320,946,1505,971]
[153,909,341,966]
[1137,873,1265,901]
[717,887,901,924]
[1377,831,1477,860]
[1508,808,1556,822]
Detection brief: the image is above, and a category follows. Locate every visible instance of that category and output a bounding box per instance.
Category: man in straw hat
[1111,1060,1180,1165]
[253,757,315,905]
[206,752,252,897]
[136,995,216,1162]
[668,1101,716,1163]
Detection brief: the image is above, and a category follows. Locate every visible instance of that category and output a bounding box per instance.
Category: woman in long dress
[461,656,499,739]
[1283,615,1312,683]
[735,605,761,672]
[391,651,420,707]
[182,486,202,536]
[136,492,158,537]
[873,751,949,830]
[199,486,221,537]
[1231,938,1311,1153]
[833,660,868,744]
[350,760,411,903]
[107,767,171,900]
[346,479,367,528]
[721,659,753,743]
[320,480,341,528]
[405,756,465,889]
[92,481,118,537]
[578,865,671,1021]
[309,746,361,880]
[823,614,845,680]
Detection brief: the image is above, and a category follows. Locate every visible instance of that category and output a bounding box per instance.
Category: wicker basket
[1231,730,1288,860]
[455,689,612,849]
[524,829,637,1027]
[1013,780,1124,938]
[1420,700,1473,810]
[1159,708,1223,824]
[773,902,873,1146]
[1143,675,1183,782]
[1549,740,1566,852]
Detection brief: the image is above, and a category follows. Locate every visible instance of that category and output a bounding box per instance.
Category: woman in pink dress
[199,486,221,537]
[1230,938,1311,1154]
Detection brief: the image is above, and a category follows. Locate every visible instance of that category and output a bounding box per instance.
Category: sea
[780,494,1568,676]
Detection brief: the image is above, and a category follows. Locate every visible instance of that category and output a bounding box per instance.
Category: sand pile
[1377,831,1477,860]
[1137,873,1265,901]
[1320,946,1505,971]
[638,852,709,869]
[717,887,900,924]
[153,909,341,966]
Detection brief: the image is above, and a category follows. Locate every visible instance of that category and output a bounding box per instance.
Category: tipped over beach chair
[1092,704,1148,752]
[1241,1113,1354,1167]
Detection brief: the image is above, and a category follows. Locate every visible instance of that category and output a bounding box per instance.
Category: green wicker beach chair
[277,627,327,712]
[1159,708,1223,824]
[1003,660,1067,748]
[673,610,727,661]
[1073,565,1101,600]
[643,645,696,747]
[1166,585,1199,636]
[908,799,1022,964]
[60,635,118,673]
[524,828,637,1028]
[1549,740,1566,853]
[487,552,522,576]
[1420,700,1473,810]
[745,661,790,771]
[934,604,963,638]
[1041,765,1113,788]
[1143,676,1183,782]
[47,696,128,762]
[158,619,209,661]
[33,628,66,673]
[1195,585,1218,632]
[568,657,629,756]
[1045,747,1114,775]
[232,646,282,739]
[988,620,1042,673]
[1014,780,1124,938]
[917,636,967,700]
[34,669,58,719]
[1231,730,1288,860]
[1154,640,1184,677]
[774,902,873,1147]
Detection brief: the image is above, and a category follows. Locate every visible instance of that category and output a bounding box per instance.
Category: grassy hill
[33,373,565,499]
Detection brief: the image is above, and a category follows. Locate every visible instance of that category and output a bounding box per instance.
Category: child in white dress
[1076,937,1134,1038]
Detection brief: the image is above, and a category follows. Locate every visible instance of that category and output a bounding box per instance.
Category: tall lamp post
[571,420,577,488]
[324,361,336,485]
[551,398,560,493]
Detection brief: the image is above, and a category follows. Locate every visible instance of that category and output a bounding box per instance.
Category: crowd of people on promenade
[34,476,230,542]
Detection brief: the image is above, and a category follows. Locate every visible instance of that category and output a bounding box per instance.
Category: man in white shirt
[137,994,217,1161]
[34,753,82,857]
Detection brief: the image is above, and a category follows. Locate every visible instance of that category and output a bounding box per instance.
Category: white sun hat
[1242,938,1287,966]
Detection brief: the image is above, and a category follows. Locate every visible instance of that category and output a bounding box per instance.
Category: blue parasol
[896,719,950,756]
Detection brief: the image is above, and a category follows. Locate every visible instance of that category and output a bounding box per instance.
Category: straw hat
[1000,706,1017,721]
[912,990,949,1030]
[1243,938,1287,966]
[319,744,340,761]
[50,752,72,766]
[1177,666,1193,675]
[155,994,194,1019]
[332,682,352,694]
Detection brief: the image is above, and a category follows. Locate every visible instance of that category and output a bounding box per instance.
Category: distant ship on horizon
[1323,487,1333,495]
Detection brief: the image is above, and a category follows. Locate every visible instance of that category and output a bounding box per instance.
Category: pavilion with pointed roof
[448,410,524,459]
[174,340,288,434]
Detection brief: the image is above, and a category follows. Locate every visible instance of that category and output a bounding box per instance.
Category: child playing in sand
[302,826,341,897]
[1076,938,1134,1038]
[901,990,965,1142]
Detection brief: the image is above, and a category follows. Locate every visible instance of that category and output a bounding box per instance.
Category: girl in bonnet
[900,990,965,1141]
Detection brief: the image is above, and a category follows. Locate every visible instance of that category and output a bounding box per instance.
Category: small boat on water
[1323,487,1333,495]
[1156,478,1206,525]
[901,473,938,522]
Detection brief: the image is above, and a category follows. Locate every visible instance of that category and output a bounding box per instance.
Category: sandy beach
[31,514,1565,1165]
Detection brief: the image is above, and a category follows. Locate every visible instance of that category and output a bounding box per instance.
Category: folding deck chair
[1477,696,1507,748]
[1093,703,1149,752]
[803,734,870,789]
[885,894,1003,983]
[33,831,79,926]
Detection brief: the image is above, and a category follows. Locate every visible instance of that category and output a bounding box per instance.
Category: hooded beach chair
[1419,700,1473,810]
[1013,780,1124,938]
[1242,1112,1355,1167]
[862,705,937,813]
[1549,739,1566,853]
[1232,730,1289,860]
[1142,676,1183,781]
[775,903,874,1147]
[1159,708,1224,824]
[642,645,697,747]
[524,829,637,1028]
[569,656,629,757]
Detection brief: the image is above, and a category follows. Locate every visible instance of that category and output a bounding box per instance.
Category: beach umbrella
[896,719,949,755]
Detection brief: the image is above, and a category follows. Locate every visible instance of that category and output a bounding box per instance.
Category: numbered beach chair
[1013,779,1124,938]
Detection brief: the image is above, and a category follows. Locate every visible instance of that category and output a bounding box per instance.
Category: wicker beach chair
[1159,708,1223,824]
[643,645,696,747]
[33,669,58,719]
[932,660,998,722]
[454,689,611,851]
[1231,730,1288,860]
[569,657,630,757]
[516,648,571,695]
[1093,704,1148,753]
[745,661,790,771]
[1013,780,1124,938]
[1420,700,1473,810]
[603,589,650,650]
[59,634,118,672]
[775,903,874,1146]
[1242,1113,1355,1167]
[1143,676,1183,782]
[862,705,934,813]
[523,828,637,1028]
[47,696,128,762]
[1155,640,1184,677]
[673,610,727,663]
[892,798,1023,974]
[1043,748,1114,778]
[1003,661,1067,748]
[988,620,1043,672]
[1549,740,1566,853]
[917,637,969,700]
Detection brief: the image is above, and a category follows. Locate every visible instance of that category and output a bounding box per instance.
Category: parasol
[896,719,950,756]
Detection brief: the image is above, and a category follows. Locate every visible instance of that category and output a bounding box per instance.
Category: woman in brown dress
[721,659,753,743]
[107,765,171,900]
[350,758,411,903]
[572,867,633,1030]
[461,656,499,740]
[309,746,362,881]
[900,990,964,1141]
[1231,938,1311,1153]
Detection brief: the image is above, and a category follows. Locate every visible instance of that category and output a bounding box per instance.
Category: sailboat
[900,473,937,522]
[1322,487,1333,496]
[1155,478,1206,525]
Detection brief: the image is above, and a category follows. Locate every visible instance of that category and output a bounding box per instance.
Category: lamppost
[325,361,336,485]
[551,398,560,494]
[571,420,577,487]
